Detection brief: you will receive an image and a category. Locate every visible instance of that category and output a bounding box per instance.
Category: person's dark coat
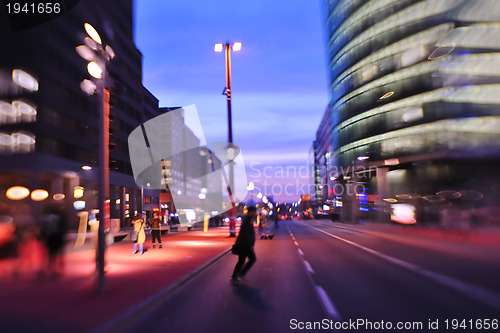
[235,215,255,250]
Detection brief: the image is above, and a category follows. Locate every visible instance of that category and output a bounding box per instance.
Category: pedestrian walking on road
[131,213,146,254]
[231,206,257,284]
[149,212,162,249]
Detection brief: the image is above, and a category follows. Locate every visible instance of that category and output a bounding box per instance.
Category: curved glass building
[321,0,500,225]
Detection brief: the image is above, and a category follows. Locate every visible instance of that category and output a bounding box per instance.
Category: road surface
[126,219,500,333]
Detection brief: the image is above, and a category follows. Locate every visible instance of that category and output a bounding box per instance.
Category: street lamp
[76,22,115,294]
[215,41,241,237]
[247,181,255,205]
[214,41,241,199]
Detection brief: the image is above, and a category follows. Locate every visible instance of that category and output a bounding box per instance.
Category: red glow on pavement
[170,240,221,247]
[0,227,234,330]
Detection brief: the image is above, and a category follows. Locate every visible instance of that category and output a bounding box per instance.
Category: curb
[92,247,232,333]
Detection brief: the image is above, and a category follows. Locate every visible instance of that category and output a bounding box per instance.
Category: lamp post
[247,181,255,205]
[76,23,115,294]
[214,41,241,200]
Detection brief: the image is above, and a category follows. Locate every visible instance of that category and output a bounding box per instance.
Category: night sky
[134,0,329,202]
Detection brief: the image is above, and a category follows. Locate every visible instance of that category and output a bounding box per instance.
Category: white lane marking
[293,224,343,322]
[315,285,342,320]
[303,260,314,274]
[307,224,500,310]
[293,241,299,246]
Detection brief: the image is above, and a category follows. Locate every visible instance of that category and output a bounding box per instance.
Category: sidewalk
[0,226,235,332]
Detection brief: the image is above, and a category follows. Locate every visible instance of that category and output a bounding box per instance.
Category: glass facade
[325,0,500,168]
[322,0,500,224]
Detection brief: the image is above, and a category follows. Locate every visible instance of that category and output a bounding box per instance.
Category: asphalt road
[127,219,500,333]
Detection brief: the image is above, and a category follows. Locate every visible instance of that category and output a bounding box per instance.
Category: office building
[321,0,500,224]
[0,0,159,228]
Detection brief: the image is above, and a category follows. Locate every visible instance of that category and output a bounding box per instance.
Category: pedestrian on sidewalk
[231,206,257,284]
[39,203,67,278]
[149,212,162,249]
[131,213,146,254]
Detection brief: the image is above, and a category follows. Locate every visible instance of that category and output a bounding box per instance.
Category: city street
[126,220,500,333]
[3,1,500,332]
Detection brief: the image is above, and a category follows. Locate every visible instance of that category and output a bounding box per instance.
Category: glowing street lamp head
[84,23,102,45]
[214,43,223,52]
[232,42,242,51]
[87,61,102,79]
[76,45,95,61]
[80,79,97,95]
[105,45,115,60]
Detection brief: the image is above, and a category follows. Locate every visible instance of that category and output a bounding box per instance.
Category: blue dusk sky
[134,1,329,201]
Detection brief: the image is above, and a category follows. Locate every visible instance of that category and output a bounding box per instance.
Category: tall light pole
[247,181,255,205]
[76,23,115,293]
[214,41,241,200]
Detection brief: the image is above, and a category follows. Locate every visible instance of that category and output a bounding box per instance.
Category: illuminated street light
[80,79,97,95]
[247,181,255,205]
[76,45,95,61]
[247,181,255,191]
[232,42,242,51]
[76,22,114,294]
[214,41,241,202]
[105,45,115,59]
[87,61,102,79]
[214,43,223,52]
[84,23,102,44]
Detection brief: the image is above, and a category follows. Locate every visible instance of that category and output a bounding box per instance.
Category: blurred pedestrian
[40,203,67,278]
[149,212,162,249]
[11,203,41,278]
[231,206,257,284]
[131,213,146,254]
[272,212,279,230]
